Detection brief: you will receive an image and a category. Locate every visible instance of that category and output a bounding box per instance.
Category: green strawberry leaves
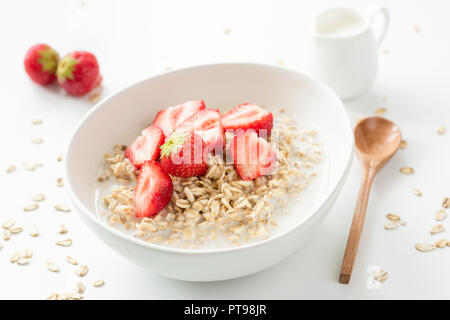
[38,46,59,74]
[160,131,189,159]
[56,55,78,83]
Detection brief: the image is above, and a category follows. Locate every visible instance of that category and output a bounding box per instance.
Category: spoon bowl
[355,117,401,161]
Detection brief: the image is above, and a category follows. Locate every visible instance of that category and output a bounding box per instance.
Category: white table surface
[1,0,450,300]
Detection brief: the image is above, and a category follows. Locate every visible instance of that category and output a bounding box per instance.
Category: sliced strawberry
[176,109,224,153]
[221,103,273,136]
[229,130,278,181]
[125,125,165,169]
[134,161,173,218]
[153,100,206,137]
[160,131,208,178]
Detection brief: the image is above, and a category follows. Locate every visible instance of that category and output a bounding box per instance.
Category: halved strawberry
[160,131,208,178]
[153,100,206,137]
[125,125,165,169]
[176,109,224,153]
[134,161,173,218]
[229,130,278,181]
[221,103,273,136]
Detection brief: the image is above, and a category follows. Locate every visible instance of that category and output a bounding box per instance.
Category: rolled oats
[24,204,39,212]
[415,243,435,252]
[75,265,89,277]
[431,224,445,235]
[435,209,447,222]
[400,167,414,174]
[46,262,59,272]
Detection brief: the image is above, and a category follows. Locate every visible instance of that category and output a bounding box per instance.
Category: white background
[1,0,449,299]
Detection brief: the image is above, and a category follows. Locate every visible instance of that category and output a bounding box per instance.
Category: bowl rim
[65,62,353,255]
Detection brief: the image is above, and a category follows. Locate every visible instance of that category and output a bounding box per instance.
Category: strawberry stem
[160,131,189,158]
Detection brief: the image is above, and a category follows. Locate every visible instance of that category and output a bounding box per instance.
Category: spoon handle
[339,167,376,284]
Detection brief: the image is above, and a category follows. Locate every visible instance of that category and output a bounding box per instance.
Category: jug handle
[365,5,390,47]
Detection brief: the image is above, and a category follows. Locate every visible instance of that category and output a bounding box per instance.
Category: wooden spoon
[339,116,401,284]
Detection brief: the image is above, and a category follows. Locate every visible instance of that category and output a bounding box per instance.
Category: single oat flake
[58,224,68,234]
[10,252,21,263]
[442,197,450,209]
[31,193,45,202]
[56,178,64,187]
[66,256,78,265]
[400,167,414,174]
[32,137,44,144]
[435,239,448,248]
[56,239,72,247]
[6,165,16,174]
[93,280,105,287]
[437,125,446,135]
[374,108,387,115]
[29,225,39,237]
[384,221,399,230]
[415,243,435,252]
[3,229,11,241]
[57,153,63,162]
[430,224,445,235]
[75,265,89,277]
[435,209,447,222]
[54,205,71,212]
[75,282,85,294]
[2,218,15,229]
[386,213,400,221]
[399,140,407,149]
[413,188,422,197]
[23,248,33,258]
[46,262,59,272]
[32,119,43,125]
[10,227,23,234]
[24,203,39,212]
[373,270,388,282]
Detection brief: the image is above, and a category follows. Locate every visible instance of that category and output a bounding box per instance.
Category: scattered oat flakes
[93,280,104,287]
[2,218,15,229]
[46,262,59,272]
[75,265,89,277]
[431,224,445,235]
[10,226,23,234]
[56,177,64,187]
[435,239,448,248]
[3,229,11,241]
[384,221,399,230]
[435,209,447,222]
[442,197,450,209]
[374,108,387,115]
[56,239,72,247]
[386,213,400,221]
[24,203,39,212]
[399,140,407,149]
[373,270,388,282]
[31,193,45,202]
[415,242,435,252]
[437,125,446,135]
[400,167,414,174]
[32,137,43,144]
[89,93,101,103]
[32,119,43,125]
[10,252,21,263]
[58,224,68,234]
[6,165,16,174]
[75,282,85,294]
[23,248,33,258]
[54,205,71,212]
[66,256,78,265]
[29,225,39,237]
[413,188,422,197]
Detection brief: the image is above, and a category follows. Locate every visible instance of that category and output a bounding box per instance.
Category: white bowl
[65,63,353,281]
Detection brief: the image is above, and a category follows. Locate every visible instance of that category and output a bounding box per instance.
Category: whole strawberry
[57,51,102,96]
[160,131,208,178]
[24,44,59,85]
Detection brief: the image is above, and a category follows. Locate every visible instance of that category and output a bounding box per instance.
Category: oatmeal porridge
[94,101,324,249]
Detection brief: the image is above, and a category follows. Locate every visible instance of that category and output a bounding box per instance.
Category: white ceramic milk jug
[311,6,390,100]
